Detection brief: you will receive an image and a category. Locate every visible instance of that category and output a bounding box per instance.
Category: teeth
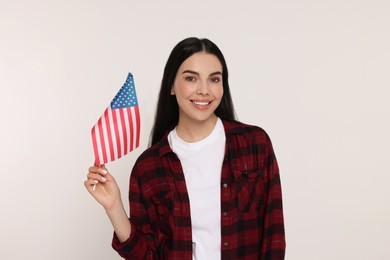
[192,101,209,106]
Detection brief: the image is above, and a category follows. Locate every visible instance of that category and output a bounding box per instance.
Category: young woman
[85,37,285,259]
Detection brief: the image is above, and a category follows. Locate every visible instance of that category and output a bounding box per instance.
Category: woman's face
[171,52,223,126]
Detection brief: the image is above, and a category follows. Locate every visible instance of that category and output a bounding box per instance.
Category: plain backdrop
[1,0,389,259]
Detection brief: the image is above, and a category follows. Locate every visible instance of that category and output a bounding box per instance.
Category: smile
[191,101,211,106]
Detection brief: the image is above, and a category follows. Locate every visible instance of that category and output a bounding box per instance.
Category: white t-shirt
[168,118,226,260]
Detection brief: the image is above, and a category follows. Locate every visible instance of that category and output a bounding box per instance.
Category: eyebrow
[182,70,223,76]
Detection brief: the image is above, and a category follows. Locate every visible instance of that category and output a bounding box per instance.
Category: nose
[196,81,210,95]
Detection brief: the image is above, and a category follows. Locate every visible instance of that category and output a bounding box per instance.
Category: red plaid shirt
[112,120,285,259]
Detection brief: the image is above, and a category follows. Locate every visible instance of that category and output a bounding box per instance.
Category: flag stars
[110,74,138,109]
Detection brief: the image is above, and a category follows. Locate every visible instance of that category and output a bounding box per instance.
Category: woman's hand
[84,165,122,211]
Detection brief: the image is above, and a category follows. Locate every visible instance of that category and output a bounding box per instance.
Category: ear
[170,87,175,95]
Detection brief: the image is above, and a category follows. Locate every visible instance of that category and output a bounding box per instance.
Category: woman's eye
[185,76,196,82]
[210,77,221,83]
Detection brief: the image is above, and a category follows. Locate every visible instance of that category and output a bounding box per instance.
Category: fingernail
[102,169,108,175]
[94,180,99,184]
[101,177,106,182]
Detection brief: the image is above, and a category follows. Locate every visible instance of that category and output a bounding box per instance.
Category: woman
[85,37,285,259]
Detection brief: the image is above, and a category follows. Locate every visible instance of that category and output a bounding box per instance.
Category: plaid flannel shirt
[112,119,285,259]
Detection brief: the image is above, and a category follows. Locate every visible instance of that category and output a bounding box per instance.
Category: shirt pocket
[234,161,266,213]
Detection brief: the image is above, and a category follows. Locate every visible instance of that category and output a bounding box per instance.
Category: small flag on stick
[91,73,140,166]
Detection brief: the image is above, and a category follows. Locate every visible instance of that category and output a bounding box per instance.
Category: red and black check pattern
[112,120,285,259]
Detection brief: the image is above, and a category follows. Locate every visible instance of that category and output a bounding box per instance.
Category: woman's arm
[85,165,158,259]
[260,135,286,259]
[84,166,131,242]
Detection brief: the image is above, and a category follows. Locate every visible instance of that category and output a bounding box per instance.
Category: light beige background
[1,0,389,259]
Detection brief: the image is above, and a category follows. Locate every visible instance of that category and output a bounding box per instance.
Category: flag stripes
[92,106,140,165]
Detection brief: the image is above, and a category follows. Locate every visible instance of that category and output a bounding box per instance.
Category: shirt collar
[157,119,245,158]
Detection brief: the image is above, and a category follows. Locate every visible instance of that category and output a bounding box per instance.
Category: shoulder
[137,142,161,162]
[222,119,271,142]
[131,135,172,179]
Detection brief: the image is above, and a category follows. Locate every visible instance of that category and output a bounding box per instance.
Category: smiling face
[171,52,224,128]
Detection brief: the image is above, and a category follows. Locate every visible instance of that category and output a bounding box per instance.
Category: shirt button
[224,242,229,246]
[223,212,227,217]
[222,183,228,188]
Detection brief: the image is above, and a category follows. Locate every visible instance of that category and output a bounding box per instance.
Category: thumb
[94,164,112,179]
[94,162,107,172]
[99,165,116,182]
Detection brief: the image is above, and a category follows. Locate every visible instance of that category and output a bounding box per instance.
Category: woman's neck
[176,115,218,143]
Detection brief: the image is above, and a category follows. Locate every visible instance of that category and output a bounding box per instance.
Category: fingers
[88,165,108,176]
[84,179,99,191]
[87,172,107,183]
[85,165,109,192]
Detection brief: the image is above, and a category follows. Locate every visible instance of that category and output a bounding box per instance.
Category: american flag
[91,73,140,166]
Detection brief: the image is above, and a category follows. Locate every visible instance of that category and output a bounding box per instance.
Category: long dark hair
[150,37,236,146]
